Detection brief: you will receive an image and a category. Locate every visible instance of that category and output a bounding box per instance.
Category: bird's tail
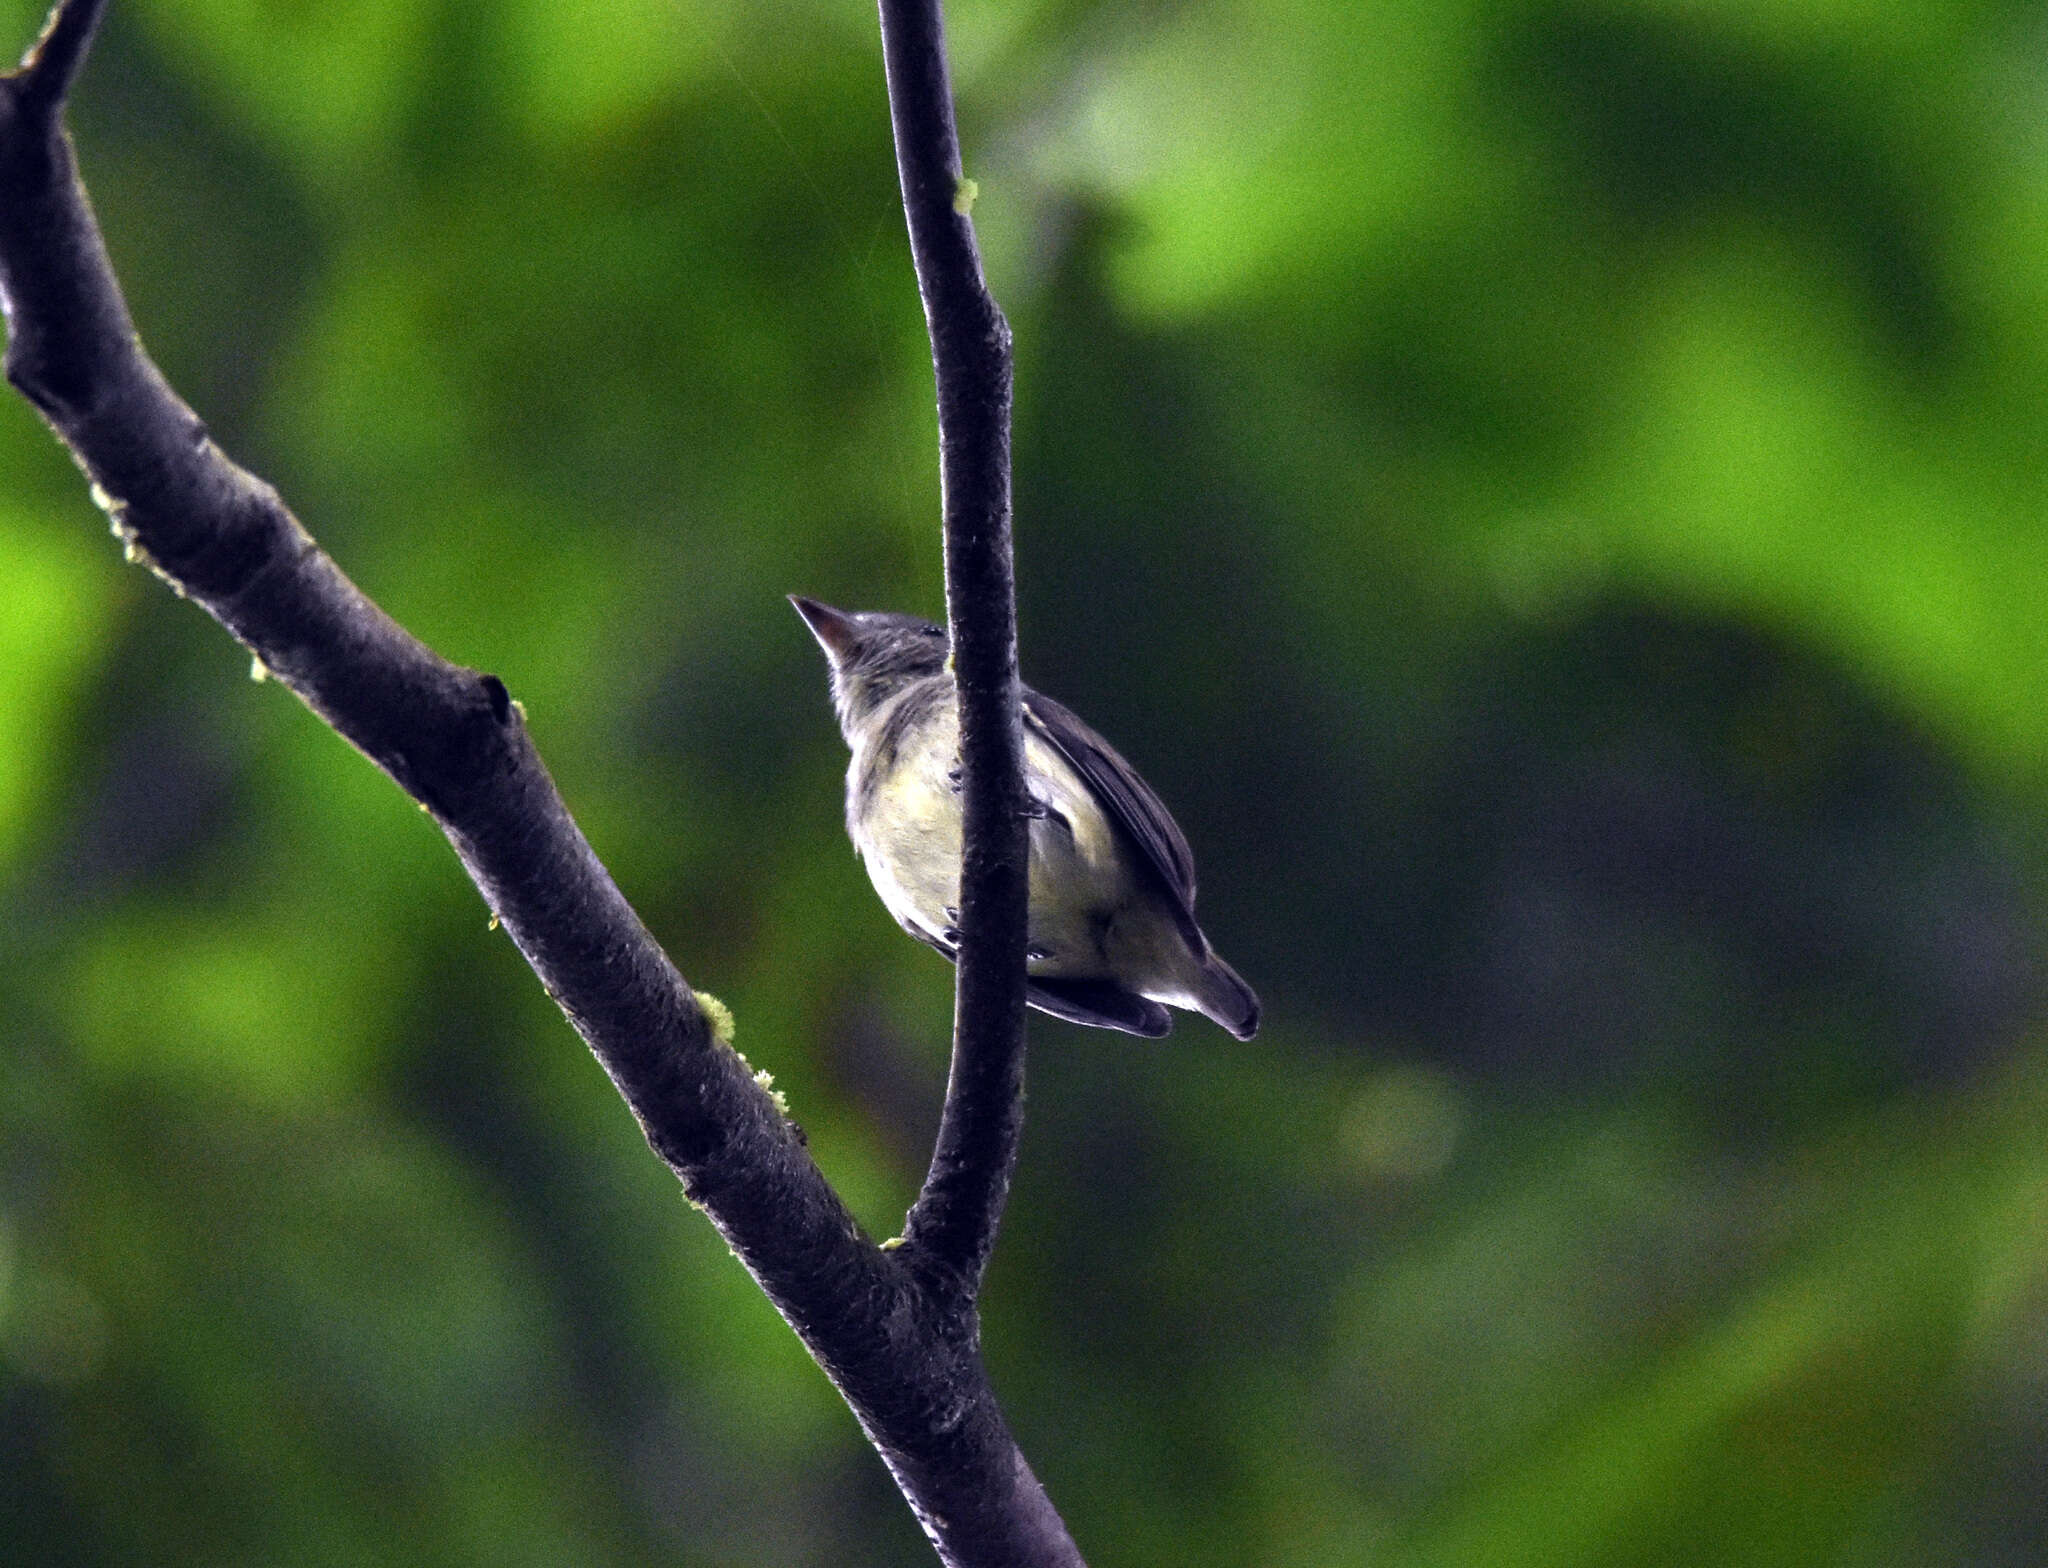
[1194,952,1261,1040]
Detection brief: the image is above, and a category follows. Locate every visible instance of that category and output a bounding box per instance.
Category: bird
[792,596,1259,1039]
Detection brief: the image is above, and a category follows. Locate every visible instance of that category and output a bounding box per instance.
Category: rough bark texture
[880,0,1031,1309]
[0,3,1078,1564]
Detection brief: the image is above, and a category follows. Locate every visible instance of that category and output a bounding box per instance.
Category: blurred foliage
[4,0,2048,1563]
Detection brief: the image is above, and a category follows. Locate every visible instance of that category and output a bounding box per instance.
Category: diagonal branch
[878,0,1031,1306]
[0,3,1078,1564]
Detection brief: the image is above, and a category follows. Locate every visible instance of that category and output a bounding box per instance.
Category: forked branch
[0,2,1077,1564]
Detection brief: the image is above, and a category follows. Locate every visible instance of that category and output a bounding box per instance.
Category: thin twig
[878,0,1031,1306]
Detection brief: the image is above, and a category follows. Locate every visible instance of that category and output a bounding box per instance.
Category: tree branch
[13,0,102,111]
[0,3,1076,1564]
[878,0,1031,1306]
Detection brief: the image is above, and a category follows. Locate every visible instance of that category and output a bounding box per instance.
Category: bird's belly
[854,732,1165,983]
[855,756,965,938]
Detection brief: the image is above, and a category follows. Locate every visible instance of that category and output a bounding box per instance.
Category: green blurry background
[4,0,2047,1562]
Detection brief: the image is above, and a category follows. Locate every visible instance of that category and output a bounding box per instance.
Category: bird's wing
[1022,689,1199,913]
[902,905,1174,1037]
[1026,977,1173,1038]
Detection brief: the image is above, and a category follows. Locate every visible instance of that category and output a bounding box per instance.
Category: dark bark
[0,3,1077,1564]
[878,0,1032,1307]
[875,1,1082,1562]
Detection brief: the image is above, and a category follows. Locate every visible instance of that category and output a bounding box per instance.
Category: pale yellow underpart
[848,697,1210,1010]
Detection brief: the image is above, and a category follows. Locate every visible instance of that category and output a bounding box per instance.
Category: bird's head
[790,597,949,735]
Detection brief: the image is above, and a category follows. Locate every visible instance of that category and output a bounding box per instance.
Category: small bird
[793,597,1259,1039]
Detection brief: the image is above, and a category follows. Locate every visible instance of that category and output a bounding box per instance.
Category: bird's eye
[921,625,945,639]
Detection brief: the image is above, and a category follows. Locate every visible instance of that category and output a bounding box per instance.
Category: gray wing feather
[903,904,1174,1037]
[1022,689,1200,916]
[1027,977,1173,1038]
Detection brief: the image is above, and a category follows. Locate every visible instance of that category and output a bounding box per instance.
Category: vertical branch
[3,2,1081,1562]
[878,0,1029,1298]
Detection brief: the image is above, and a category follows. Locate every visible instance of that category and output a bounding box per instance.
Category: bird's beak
[789,595,860,664]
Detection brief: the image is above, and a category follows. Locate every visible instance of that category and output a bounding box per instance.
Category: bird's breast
[850,700,965,940]
[847,691,1200,993]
